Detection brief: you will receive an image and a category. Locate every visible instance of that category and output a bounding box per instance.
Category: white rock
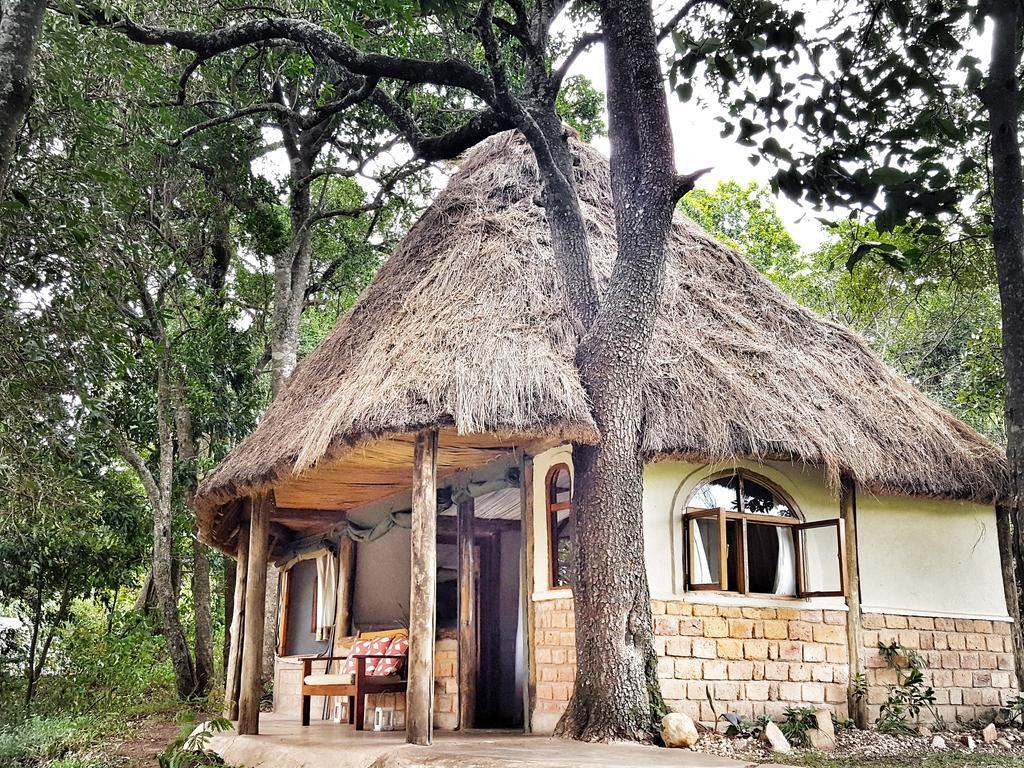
[763,721,792,754]
[661,712,699,749]
[807,728,836,751]
[982,723,998,743]
[931,735,946,750]
[997,738,1012,750]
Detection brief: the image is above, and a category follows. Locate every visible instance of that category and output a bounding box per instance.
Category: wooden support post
[238,493,272,736]
[407,430,438,746]
[332,537,356,656]
[223,514,250,720]
[457,495,477,730]
[996,506,1024,690]
[519,454,535,732]
[841,478,868,728]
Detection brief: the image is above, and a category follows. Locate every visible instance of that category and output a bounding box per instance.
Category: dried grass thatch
[195,131,1006,517]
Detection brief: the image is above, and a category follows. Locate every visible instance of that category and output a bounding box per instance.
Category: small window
[547,464,573,588]
[684,471,844,598]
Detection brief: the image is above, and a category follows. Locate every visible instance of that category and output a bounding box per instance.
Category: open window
[684,472,845,598]
[546,464,573,588]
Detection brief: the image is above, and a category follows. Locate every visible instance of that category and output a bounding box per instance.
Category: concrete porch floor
[207,713,762,768]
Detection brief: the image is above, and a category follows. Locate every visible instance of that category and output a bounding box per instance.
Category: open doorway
[440,486,525,730]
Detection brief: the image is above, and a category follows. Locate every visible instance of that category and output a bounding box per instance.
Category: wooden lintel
[407,430,438,746]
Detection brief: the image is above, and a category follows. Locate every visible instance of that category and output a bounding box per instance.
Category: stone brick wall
[272,636,460,730]
[532,597,576,734]
[862,613,1018,723]
[532,596,850,731]
[652,600,850,724]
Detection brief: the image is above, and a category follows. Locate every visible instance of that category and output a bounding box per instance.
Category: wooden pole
[841,478,868,728]
[238,493,271,736]
[457,495,477,730]
[332,537,356,656]
[995,505,1024,690]
[407,430,438,746]
[519,454,535,732]
[223,514,250,720]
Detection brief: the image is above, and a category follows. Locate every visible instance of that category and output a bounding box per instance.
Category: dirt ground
[103,713,191,767]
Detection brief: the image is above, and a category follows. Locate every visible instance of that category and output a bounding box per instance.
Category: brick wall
[532,597,849,730]
[862,613,1018,723]
[272,637,460,730]
[653,600,850,724]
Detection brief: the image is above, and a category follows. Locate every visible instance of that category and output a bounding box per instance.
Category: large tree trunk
[0,0,46,197]
[192,535,215,696]
[153,368,199,699]
[984,0,1024,692]
[553,0,677,742]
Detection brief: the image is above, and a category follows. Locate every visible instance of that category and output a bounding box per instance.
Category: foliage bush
[0,604,179,721]
[780,706,819,747]
[876,641,939,734]
[0,715,108,767]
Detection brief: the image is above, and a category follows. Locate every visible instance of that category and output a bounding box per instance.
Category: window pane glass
[553,508,573,586]
[691,475,740,511]
[551,467,571,505]
[746,523,797,596]
[689,517,720,585]
[742,478,795,517]
[803,524,842,594]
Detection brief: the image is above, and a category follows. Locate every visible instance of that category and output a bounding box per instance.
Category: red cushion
[343,638,385,675]
[374,635,408,677]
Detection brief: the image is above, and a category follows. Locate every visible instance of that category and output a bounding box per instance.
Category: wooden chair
[300,639,407,730]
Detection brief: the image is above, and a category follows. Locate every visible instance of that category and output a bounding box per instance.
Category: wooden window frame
[683,472,846,599]
[546,463,573,590]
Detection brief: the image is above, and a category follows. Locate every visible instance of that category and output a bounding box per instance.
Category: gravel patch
[688,724,1024,764]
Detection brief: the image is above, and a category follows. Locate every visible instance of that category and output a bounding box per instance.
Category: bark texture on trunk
[153,368,199,699]
[191,535,215,696]
[984,0,1024,692]
[553,0,676,743]
[0,0,46,197]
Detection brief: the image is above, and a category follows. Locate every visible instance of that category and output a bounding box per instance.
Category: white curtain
[315,552,338,641]
[772,527,797,596]
[690,520,714,584]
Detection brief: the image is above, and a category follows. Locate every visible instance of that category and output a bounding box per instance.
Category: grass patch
[787,751,1024,768]
[0,715,112,767]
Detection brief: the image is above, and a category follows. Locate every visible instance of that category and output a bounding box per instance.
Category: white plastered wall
[531,445,574,600]
[530,448,1007,620]
[855,493,1009,620]
[642,457,846,610]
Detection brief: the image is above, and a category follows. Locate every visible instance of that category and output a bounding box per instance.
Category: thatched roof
[195,130,1006,520]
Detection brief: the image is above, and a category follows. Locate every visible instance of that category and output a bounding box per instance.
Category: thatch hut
[203,132,1015,745]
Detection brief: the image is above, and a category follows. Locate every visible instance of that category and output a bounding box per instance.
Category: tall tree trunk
[553,0,678,742]
[192,535,215,696]
[984,0,1024,692]
[0,0,46,197]
[153,367,199,699]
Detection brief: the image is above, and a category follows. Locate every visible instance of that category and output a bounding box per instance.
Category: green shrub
[0,715,106,767]
[875,641,938,734]
[780,706,819,747]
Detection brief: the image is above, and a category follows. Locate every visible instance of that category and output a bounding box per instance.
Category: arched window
[546,464,573,588]
[684,471,844,598]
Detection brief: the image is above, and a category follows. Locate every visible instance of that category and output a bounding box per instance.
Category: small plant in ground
[157,718,230,768]
[780,705,818,747]
[851,672,867,703]
[875,640,939,735]
[1000,692,1024,725]
[720,712,772,739]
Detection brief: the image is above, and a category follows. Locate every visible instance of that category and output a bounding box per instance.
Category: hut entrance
[442,486,525,730]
